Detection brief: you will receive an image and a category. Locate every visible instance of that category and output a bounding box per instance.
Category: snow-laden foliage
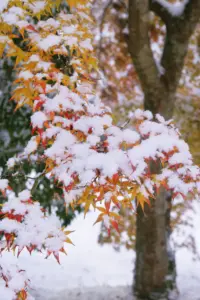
[0,189,69,257]
[0,0,200,298]
[0,256,34,300]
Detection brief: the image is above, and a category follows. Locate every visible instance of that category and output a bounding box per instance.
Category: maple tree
[93,0,200,297]
[0,0,200,299]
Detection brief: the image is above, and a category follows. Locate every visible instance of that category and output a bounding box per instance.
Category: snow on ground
[1,205,200,300]
[176,202,200,300]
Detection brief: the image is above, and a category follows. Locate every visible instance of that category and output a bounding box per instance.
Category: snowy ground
[2,207,200,300]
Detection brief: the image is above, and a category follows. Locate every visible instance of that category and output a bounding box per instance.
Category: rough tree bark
[128,0,200,298]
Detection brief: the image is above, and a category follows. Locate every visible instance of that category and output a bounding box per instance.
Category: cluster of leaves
[93,0,200,250]
[0,256,32,300]
[0,0,200,298]
[0,5,81,227]
[0,181,72,299]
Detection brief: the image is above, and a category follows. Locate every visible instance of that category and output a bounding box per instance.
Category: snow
[24,136,38,155]
[31,111,47,128]
[1,208,200,300]
[29,55,40,62]
[7,156,19,168]
[0,35,9,43]
[0,0,9,13]
[45,130,77,158]
[0,286,15,300]
[19,189,31,201]
[0,193,65,250]
[62,25,76,34]
[73,115,112,135]
[0,179,8,190]
[2,12,19,25]
[134,108,153,120]
[122,129,140,144]
[153,0,189,17]
[0,256,32,299]
[8,6,24,16]
[0,212,133,299]
[37,35,62,51]
[29,1,46,14]
[80,39,93,51]
[37,19,60,30]
[18,71,33,80]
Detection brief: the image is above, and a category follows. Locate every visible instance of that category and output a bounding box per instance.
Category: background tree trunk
[135,188,169,299]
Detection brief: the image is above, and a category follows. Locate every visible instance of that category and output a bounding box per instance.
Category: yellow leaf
[67,0,78,8]
[83,194,96,217]
[137,193,150,211]
[45,158,55,173]
[67,0,88,8]
[87,56,98,70]
[96,206,106,213]
[93,213,104,225]
[0,43,6,57]
[109,212,121,219]
[65,237,74,245]
[137,193,145,211]
[64,230,75,235]
[84,198,93,217]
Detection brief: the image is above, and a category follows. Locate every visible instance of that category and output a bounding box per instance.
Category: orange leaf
[93,213,104,225]
[111,220,120,233]
[26,25,38,32]
[105,200,111,214]
[17,289,27,300]
[112,173,119,184]
[53,252,60,264]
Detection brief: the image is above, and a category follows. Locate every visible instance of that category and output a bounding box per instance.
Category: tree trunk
[135,192,176,300]
[134,105,177,298]
[128,1,200,298]
[134,92,176,300]
[135,188,168,299]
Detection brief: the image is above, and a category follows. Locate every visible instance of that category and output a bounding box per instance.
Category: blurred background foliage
[0,57,80,226]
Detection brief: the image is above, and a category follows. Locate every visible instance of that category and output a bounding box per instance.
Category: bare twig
[31,172,46,194]
[98,0,113,60]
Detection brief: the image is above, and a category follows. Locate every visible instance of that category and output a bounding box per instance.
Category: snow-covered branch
[152,0,189,17]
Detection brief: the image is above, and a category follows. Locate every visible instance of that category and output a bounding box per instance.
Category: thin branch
[119,118,131,129]
[179,0,200,38]
[98,0,113,60]
[128,0,200,117]
[149,0,172,24]
[160,0,200,95]
[128,0,164,114]
[31,172,46,194]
